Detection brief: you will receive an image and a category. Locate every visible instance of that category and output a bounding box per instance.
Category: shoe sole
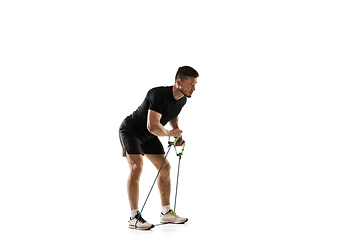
[160,218,188,224]
[129,224,155,230]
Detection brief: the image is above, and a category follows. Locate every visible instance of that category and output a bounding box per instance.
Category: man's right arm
[147,109,182,137]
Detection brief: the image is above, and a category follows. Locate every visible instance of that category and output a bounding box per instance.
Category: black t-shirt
[129,86,187,135]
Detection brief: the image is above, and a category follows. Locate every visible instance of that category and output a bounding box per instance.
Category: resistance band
[135,134,185,229]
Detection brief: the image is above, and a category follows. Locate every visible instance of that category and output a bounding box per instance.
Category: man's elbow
[147,122,155,134]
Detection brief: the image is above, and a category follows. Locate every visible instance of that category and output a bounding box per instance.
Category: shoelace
[167,209,179,217]
[134,213,146,223]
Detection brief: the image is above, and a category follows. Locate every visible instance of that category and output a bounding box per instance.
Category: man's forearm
[147,122,170,137]
[147,110,182,137]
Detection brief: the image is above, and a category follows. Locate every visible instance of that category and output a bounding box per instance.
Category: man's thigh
[145,154,170,171]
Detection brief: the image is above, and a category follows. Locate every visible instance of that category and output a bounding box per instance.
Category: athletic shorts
[119,116,165,157]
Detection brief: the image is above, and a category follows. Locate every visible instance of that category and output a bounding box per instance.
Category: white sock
[162,205,171,214]
[131,209,139,218]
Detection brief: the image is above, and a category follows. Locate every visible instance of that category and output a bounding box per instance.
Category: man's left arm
[169,116,184,146]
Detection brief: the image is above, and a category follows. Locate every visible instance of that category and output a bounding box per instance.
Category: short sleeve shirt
[130,86,187,135]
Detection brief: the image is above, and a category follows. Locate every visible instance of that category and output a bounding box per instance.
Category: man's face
[179,77,197,98]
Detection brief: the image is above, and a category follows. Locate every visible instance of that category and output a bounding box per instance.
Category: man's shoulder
[148,86,171,93]
[147,86,171,98]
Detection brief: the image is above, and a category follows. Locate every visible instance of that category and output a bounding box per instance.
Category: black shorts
[119,116,165,157]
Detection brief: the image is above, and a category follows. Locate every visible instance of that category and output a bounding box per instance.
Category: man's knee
[160,161,171,175]
[127,153,143,178]
[129,162,143,178]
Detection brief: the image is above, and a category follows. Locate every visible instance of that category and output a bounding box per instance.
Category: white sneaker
[128,213,154,230]
[160,209,188,224]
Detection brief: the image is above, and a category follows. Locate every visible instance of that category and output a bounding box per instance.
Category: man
[119,66,199,230]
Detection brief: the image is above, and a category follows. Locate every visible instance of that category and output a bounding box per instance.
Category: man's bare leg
[145,154,171,207]
[146,154,188,223]
[126,153,154,229]
[126,153,143,210]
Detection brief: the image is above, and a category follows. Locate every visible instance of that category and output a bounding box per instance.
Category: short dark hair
[175,66,199,82]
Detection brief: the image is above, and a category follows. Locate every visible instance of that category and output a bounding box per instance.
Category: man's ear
[176,79,182,87]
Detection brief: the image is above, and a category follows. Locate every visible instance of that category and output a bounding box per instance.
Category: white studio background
[1,0,359,239]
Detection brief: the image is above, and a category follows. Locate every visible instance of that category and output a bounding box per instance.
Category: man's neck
[172,85,184,100]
